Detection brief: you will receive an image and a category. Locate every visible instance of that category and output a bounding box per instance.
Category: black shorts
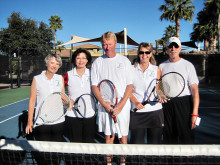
[130,109,164,130]
[162,95,194,144]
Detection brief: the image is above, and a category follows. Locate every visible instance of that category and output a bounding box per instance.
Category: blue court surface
[0,84,220,144]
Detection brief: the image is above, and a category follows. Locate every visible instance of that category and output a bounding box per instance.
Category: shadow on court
[17,110,34,140]
[194,83,220,144]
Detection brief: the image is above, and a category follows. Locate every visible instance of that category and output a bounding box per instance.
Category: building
[56,43,138,58]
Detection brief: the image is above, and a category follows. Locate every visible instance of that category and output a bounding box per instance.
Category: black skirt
[129,109,164,130]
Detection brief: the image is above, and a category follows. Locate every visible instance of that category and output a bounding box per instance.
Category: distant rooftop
[73,43,101,50]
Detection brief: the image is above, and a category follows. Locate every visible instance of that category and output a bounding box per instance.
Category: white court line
[199,107,220,109]
[208,90,220,95]
[200,89,220,95]
[0,98,29,109]
[0,111,26,124]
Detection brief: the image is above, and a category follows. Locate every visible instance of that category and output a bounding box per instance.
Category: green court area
[0,87,30,107]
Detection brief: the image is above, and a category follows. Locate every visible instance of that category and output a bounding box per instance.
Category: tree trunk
[197,41,200,51]
[204,39,209,51]
[155,40,159,55]
[209,36,215,51]
[176,18,180,38]
[218,13,220,52]
[54,30,57,47]
[214,36,217,52]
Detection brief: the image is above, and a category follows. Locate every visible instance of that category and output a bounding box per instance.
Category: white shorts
[98,100,131,136]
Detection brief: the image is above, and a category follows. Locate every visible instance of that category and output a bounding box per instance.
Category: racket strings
[157,73,185,99]
[76,95,96,117]
[40,93,70,123]
[61,94,71,113]
[156,81,170,100]
[99,82,116,103]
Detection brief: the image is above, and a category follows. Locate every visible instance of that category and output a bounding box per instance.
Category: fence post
[17,48,21,88]
[9,49,13,89]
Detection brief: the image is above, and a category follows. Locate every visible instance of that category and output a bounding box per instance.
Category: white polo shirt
[34,71,64,125]
[91,53,133,100]
[66,67,92,118]
[131,64,162,112]
[159,58,199,96]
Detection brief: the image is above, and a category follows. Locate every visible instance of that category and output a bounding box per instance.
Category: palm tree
[203,0,220,52]
[49,15,63,46]
[159,25,177,47]
[55,40,65,51]
[159,25,177,54]
[191,22,210,51]
[190,9,210,51]
[159,0,195,38]
[191,1,219,52]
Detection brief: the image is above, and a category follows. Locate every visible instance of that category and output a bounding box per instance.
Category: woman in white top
[25,54,65,142]
[63,48,95,143]
[130,43,164,144]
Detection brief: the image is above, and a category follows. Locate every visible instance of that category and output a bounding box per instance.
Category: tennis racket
[72,93,98,118]
[23,92,70,137]
[98,79,122,138]
[133,72,185,112]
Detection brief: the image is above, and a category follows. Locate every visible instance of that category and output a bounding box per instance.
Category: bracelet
[191,114,199,117]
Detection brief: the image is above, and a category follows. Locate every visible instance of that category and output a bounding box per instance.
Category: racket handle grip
[133,100,149,112]
[115,123,122,139]
[133,108,138,112]
[21,132,27,138]
[110,113,117,122]
[110,112,122,138]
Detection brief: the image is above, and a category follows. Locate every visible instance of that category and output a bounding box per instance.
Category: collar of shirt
[136,63,154,79]
[72,67,90,87]
[72,67,90,77]
[41,70,57,93]
[103,53,118,60]
[41,70,56,80]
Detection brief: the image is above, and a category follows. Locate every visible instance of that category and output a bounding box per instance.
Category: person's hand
[158,95,167,103]
[191,116,197,129]
[25,121,33,135]
[111,104,121,116]
[103,101,115,113]
[134,102,145,111]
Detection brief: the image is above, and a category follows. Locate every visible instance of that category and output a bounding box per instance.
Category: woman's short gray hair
[44,54,62,67]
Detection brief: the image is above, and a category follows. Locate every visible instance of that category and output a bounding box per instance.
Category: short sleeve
[188,64,199,86]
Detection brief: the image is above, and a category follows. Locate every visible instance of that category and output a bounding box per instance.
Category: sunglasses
[168,43,179,49]
[139,51,151,55]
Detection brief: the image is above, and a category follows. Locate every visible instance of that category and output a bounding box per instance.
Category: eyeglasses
[139,51,151,55]
[76,57,87,60]
[168,43,179,49]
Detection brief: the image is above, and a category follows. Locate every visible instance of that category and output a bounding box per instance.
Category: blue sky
[0,0,205,50]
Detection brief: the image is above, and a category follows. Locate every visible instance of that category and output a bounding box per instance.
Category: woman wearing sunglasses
[129,42,164,144]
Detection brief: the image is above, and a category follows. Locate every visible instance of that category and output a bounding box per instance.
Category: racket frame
[33,92,70,128]
[22,92,70,138]
[98,79,122,138]
[72,93,98,118]
[133,72,185,112]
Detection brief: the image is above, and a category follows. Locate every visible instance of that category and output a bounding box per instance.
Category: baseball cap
[166,37,181,47]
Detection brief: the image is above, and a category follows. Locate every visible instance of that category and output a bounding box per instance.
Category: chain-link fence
[0,49,219,86]
[0,49,72,86]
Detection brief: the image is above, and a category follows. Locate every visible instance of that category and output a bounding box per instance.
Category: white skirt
[98,100,131,136]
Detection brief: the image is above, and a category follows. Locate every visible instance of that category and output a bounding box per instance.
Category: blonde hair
[44,54,62,67]
[137,42,156,65]
[100,31,117,44]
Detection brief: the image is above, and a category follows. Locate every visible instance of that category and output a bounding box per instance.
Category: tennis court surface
[0,83,220,164]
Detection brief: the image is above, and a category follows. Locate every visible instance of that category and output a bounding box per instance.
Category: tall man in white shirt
[159,37,200,144]
[91,31,133,147]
